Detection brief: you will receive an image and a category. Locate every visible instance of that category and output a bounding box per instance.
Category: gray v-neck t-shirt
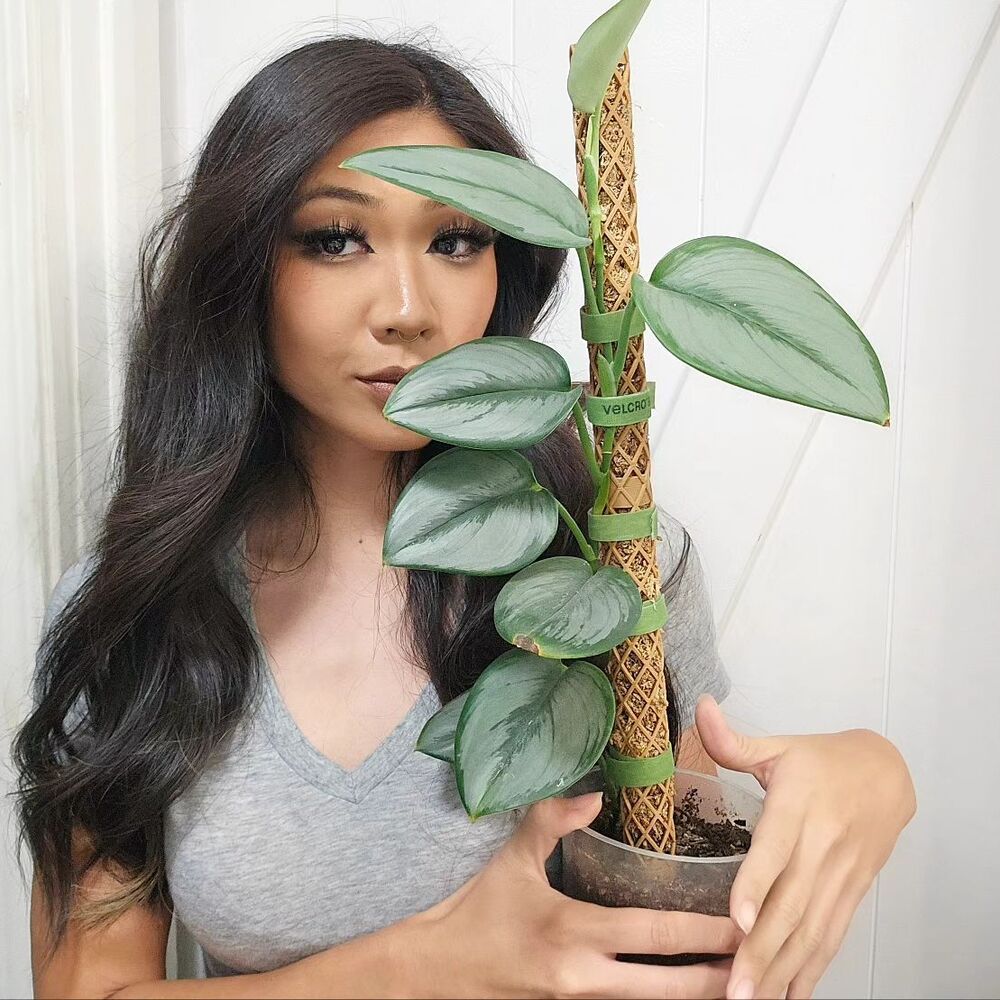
[33,505,731,978]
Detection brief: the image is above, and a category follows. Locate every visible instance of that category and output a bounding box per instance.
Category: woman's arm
[105,920,420,1000]
[37,804,745,1000]
[31,825,417,1000]
[692,695,916,1000]
[31,825,173,999]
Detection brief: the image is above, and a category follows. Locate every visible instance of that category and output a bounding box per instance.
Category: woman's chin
[377,421,431,451]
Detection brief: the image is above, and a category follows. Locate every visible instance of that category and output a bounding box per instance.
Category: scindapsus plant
[338,0,890,855]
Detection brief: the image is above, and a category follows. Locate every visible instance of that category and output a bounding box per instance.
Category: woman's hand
[693,695,917,1000]
[402,789,745,999]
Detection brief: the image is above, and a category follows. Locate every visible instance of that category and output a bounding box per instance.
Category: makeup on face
[267,111,500,458]
[288,212,497,266]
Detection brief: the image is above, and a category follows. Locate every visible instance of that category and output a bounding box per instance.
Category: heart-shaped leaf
[568,0,654,114]
[384,338,582,449]
[339,145,590,248]
[455,649,615,819]
[494,556,643,658]
[383,448,558,574]
[632,236,891,425]
[415,691,469,764]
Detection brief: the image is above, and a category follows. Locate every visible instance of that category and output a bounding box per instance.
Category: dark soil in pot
[560,775,757,967]
[594,785,753,857]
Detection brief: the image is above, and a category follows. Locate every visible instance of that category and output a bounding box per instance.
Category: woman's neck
[246,425,415,579]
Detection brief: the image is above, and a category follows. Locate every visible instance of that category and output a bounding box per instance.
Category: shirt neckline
[229,529,438,803]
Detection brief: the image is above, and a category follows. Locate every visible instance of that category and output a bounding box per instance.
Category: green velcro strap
[632,592,667,636]
[586,383,656,427]
[588,504,658,542]
[601,742,676,791]
[579,305,646,344]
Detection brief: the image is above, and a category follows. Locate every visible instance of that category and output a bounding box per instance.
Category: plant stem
[572,401,602,490]
[592,345,619,511]
[583,113,607,313]
[578,110,616,517]
[551,495,599,568]
[611,294,637,385]
[595,450,613,513]
[576,247,598,315]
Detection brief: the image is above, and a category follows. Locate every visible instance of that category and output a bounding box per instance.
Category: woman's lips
[357,378,397,404]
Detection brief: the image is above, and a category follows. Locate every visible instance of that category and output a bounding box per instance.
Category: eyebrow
[292,184,453,213]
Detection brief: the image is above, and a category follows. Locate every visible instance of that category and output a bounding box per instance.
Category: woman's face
[270,109,499,454]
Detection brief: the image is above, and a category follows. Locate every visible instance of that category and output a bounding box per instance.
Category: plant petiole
[550,494,599,568]
[576,247,599,315]
[611,295,637,385]
[583,112,607,312]
[572,401,603,490]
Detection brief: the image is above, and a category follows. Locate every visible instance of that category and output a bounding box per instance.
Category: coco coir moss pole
[570,43,679,854]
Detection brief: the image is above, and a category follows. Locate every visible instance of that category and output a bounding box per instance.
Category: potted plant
[337,0,890,940]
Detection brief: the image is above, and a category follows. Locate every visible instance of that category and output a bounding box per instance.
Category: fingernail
[733,978,755,1000]
[737,901,757,934]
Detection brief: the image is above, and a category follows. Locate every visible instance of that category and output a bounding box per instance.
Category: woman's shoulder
[654,504,699,596]
[31,550,100,721]
[650,505,730,724]
[41,549,100,635]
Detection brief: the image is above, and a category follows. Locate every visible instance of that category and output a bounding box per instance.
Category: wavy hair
[11,32,686,962]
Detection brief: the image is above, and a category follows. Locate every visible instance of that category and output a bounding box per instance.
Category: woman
[13,35,915,1000]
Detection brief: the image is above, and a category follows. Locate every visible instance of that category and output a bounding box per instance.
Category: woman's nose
[369,255,436,342]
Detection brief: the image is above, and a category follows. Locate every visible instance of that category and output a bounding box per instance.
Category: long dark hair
[11,33,684,959]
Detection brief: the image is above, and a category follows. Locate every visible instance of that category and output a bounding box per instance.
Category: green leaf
[384,338,583,450]
[415,691,469,764]
[383,448,558,574]
[595,350,617,397]
[568,0,653,114]
[494,556,642,658]
[339,145,590,249]
[632,236,891,426]
[455,649,615,818]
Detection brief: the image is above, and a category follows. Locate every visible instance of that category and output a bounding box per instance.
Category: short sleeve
[655,506,731,731]
[31,553,99,732]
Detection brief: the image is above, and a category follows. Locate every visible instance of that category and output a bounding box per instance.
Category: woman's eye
[316,232,365,257]
[434,233,474,257]
[296,224,493,262]
[432,227,496,259]
[293,226,368,260]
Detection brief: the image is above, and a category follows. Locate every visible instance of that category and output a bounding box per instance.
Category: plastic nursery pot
[558,767,764,966]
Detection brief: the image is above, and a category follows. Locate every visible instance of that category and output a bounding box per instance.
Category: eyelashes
[291,216,498,263]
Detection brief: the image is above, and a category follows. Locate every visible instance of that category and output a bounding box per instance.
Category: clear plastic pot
[558,767,764,965]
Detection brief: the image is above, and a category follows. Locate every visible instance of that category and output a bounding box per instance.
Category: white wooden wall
[3,2,998,997]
